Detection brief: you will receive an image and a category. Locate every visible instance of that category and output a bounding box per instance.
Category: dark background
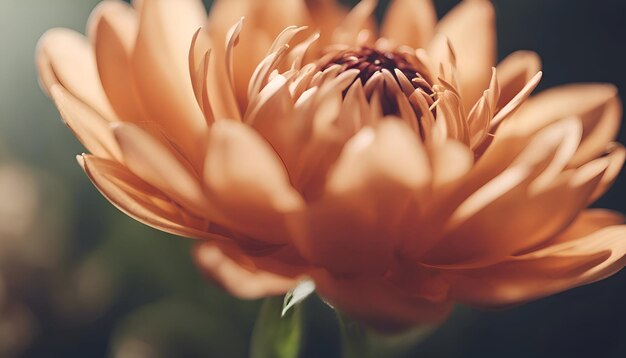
[0,0,625,357]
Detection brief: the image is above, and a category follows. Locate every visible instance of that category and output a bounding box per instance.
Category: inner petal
[321,46,437,119]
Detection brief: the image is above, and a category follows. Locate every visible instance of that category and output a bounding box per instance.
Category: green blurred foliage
[0,0,625,357]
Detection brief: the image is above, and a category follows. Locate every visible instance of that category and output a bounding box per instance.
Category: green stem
[249,297,304,358]
[337,313,436,358]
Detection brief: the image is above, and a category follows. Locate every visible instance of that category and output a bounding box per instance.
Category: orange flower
[37,0,626,329]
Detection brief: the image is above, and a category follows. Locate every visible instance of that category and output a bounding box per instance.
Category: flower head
[37,0,626,329]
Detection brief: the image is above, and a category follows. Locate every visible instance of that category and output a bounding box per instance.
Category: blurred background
[0,0,625,357]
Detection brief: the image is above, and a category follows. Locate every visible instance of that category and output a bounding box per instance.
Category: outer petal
[442,212,626,307]
[194,241,298,299]
[49,85,122,162]
[434,0,496,110]
[91,1,148,123]
[292,121,431,275]
[504,84,622,167]
[496,51,542,109]
[589,143,626,202]
[36,28,117,121]
[203,120,304,244]
[79,155,220,240]
[132,0,208,165]
[381,0,437,49]
[314,271,453,331]
[112,122,214,217]
[424,119,609,266]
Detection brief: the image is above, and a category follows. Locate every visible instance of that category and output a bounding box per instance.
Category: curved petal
[194,241,297,299]
[399,140,474,258]
[36,28,117,121]
[292,121,431,275]
[189,26,243,121]
[332,0,378,46]
[381,0,437,49]
[203,120,304,244]
[505,84,622,167]
[443,217,626,307]
[112,122,214,217]
[314,271,453,331]
[132,0,208,165]
[435,0,496,110]
[589,143,625,202]
[91,1,148,123]
[207,0,308,106]
[424,119,610,266]
[496,51,542,109]
[304,0,347,49]
[79,155,221,240]
[49,85,122,162]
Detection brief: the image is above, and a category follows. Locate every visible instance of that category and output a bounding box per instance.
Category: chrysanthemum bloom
[38,0,626,329]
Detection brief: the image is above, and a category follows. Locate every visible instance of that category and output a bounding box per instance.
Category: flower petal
[203,120,304,244]
[442,216,626,307]
[194,241,297,299]
[304,0,347,49]
[91,1,147,123]
[332,0,378,46]
[381,0,436,49]
[292,121,431,275]
[132,0,208,165]
[112,122,213,217]
[589,143,626,202]
[79,155,218,240]
[49,85,122,162]
[506,83,622,166]
[314,271,453,331]
[435,0,496,110]
[425,119,608,266]
[496,51,542,109]
[207,0,308,106]
[36,28,117,121]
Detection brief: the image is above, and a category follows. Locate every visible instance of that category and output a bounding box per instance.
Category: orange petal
[381,0,436,49]
[194,241,297,299]
[442,216,626,307]
[589,143,626,203]
[79,155,219,240]
[506,83,622,167]
[489,71,542,130]
[132,0,208,165]
[36,28,117,121]
[292,121,431,275]
[304,0,347,49]
[112,122,213,218]
[544,209,625,246]
[332,0,378,46]
[49,85,122,162]
[425,119,607,266]
[207,1,302,106]
[203,120,304,244]
[91,1,147,123]
[496,51,542,109]
[435,0,496,110]
[189,26,243,121]
[314,271,453,331]
[431,140,474,191]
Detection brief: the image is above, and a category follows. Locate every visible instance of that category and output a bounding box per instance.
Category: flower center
[322,47,436,118]
[328,47,420,85]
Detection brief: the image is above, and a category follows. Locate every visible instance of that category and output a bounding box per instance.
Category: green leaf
[250,296,304,358]
[282,279,316,317]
